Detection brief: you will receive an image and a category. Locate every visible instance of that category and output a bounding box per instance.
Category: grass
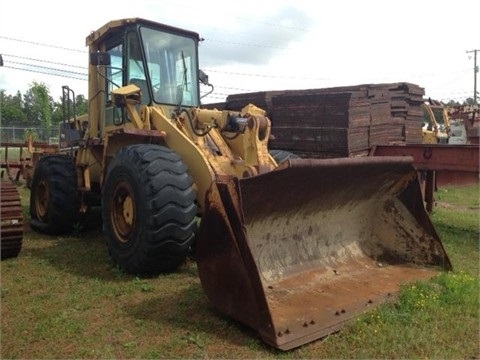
[0,146,24,160]
[1,182,479,359]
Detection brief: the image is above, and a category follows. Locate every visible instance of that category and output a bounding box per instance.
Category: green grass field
[1,183,479,359]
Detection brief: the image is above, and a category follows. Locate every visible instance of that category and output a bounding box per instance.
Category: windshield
[139,27,199,107]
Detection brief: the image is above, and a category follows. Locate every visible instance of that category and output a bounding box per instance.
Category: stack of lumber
[388,83,424,144]
[203,82,425,158]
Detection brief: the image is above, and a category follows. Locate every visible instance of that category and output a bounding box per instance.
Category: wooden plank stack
[269,90,372,157]
[204,82,425,158]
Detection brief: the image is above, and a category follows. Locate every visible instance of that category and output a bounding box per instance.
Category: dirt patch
[435,201,479,213]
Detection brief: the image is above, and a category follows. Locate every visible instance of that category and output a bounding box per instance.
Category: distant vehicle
[448,119,467,145]
[421,98,451,144]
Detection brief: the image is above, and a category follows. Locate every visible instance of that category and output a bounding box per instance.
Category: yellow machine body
[25,18,451,350]
[421,99,451,144]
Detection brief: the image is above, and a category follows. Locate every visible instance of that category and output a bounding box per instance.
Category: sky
[0,0,479,105]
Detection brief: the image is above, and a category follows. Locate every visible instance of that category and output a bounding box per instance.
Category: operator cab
[87,18,203,127]
[124,27,198,107]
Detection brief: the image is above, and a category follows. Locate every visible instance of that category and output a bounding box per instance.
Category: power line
[2,35,473,96]
[3,54,87,70]
[204,68,329,81]
[5,49,467,92]
[1,33,289,55]
[159,1,310,32]
[2,65,87,81]
[0,36,86,53]
[1,37,474,102]
[203,38,288,50]
[0,54,88,84]
[7,61,87,78]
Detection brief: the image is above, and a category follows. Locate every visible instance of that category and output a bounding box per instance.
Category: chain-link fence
[0,127,58,144]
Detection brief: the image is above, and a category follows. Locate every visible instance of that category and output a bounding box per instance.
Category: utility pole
[0,54,3,125]
[467,49,479,103]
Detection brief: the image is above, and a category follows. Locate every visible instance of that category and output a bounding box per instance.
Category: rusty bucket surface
[196,156,451,351]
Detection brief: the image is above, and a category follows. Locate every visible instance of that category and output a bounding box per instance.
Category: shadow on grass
[25,219,274,350]
[124,283,278,353]
[23,212,199,283]
[23,227,118,279]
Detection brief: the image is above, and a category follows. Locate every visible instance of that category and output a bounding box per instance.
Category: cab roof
[86,17,201,46]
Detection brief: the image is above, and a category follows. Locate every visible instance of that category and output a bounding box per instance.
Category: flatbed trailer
[370,144,479,211]
[0,141,57,183]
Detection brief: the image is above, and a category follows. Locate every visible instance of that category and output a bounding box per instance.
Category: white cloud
[0,0,478,104]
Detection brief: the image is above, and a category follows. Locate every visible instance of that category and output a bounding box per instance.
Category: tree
[0,90,27,126]
[52,93,88,124]
[23,82,54,129]
[75,94,88,116]
[463,97,477,106]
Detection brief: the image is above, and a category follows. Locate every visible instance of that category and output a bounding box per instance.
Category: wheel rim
[111,180,136,243]
[35,180,49,220]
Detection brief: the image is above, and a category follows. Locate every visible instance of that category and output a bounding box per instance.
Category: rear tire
[29,155,79,235]
[102,144,197,275]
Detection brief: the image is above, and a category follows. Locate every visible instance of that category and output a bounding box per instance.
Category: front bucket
[196,156,451,351]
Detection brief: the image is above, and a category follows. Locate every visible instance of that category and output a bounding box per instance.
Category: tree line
[0,81,476,131]
[1,81,88,129]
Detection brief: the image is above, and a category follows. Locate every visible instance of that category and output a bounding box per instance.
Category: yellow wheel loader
[25,18,451,350]
[421,98,451,144]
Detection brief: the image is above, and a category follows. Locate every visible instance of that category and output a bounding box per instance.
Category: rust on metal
[370,143,480,210]
[1,181,24,260]
[196,156,451,350]
[370,144,479,172]
[0,141,57,182]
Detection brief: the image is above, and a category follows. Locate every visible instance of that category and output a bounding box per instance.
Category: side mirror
[90,52,111,66]
[199,69,209,85]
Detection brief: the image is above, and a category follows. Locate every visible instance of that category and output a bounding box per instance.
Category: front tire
[102,144,197,275]
[29,155,79,234]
